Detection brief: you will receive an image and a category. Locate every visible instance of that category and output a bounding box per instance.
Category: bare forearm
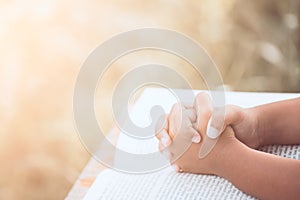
[252,98,300,146]
[215,142,300,200]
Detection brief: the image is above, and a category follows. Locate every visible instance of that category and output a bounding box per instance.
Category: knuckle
[195,92,210,102]
[185,109,196,122]
[170,103,181,115]
[173,102,181,109]
[225,104,242,119]
[196,91,208,99]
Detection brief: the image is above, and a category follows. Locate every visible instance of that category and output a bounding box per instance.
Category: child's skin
[155,92,300,200]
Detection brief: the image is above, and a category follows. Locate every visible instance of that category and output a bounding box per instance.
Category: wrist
[213,139,249,178]
[210,135,242,176]
[249,106,266,147]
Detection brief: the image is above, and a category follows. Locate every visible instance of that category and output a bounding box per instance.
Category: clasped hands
[155,92,260,175]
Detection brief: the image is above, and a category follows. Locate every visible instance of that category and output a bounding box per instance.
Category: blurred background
[0,0,299,199]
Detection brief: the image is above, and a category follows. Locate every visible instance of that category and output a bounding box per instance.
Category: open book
[84,89,300,200]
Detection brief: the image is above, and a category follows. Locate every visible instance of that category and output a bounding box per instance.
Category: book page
[84,89,300,200]
[259,145,300,160]
[85,139,300,200]
[83,168,255,200]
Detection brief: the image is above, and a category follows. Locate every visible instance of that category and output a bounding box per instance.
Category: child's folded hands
[155,100,238,175]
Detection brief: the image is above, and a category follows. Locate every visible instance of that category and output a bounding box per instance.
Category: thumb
[206,116,220,139]
[207,105,242,139]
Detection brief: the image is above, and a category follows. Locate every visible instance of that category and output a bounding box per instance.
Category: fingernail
[172,164,179,172]
[192,134,201,143]
[207,126,219,139]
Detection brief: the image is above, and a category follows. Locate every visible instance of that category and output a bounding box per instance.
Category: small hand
[193,92,261,149]
[171,126,236,175]
[155,103,199,171]
[155,103,238,174]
